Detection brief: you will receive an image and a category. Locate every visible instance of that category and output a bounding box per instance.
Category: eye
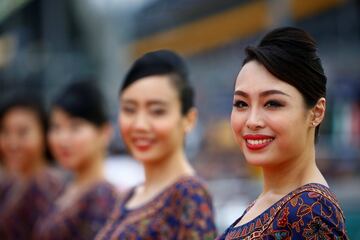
[121,105,136,114]
[233,100,248,109]
[150,108,166,116]
[69,119,86,131]
[264,100,284,109]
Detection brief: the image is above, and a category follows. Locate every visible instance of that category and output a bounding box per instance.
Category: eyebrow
[122,99,168,106]
[234,89,290,98]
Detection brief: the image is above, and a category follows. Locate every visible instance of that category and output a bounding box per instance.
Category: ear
[183,107,198,134]
[310,97,326,127]
[99,123,114,147]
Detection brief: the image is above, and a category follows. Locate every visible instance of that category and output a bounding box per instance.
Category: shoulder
[171,175,212,200]
[74,181,119,219]
[86,181,119,202]
[169,176,215,219]
[274,183,347,238]
[33,167,66,196]
[282,183,344,218]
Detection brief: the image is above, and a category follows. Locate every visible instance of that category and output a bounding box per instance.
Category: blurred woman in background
[0,91,64,239]
[217,27,348,239]
[33,81,118,240]
[96,50,217,239]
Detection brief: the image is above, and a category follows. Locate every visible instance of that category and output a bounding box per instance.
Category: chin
[58,160,76,170]
[131,151,149,160]
[244,154,272,167]
[133,152,165,165]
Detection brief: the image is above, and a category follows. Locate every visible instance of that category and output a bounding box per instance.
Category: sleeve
[82,184,118,239]
[274,191,349,239]
[175,180,218,240]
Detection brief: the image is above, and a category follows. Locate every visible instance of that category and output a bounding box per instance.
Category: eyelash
[232,100,284,109]
[150,108,166,116]
[233,100,248,109]
[264,100,284,108]
[121,107,166,116]
[122,106,136,114]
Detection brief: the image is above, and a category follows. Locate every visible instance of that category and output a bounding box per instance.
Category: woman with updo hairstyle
[33,80,118,240]
[0,91,64,239]
[217,27,348,239]
[96,50,217,239]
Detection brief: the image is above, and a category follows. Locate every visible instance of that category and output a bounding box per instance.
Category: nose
[132,112,150,131]
[52,129,71,147]
[246,107,265,131]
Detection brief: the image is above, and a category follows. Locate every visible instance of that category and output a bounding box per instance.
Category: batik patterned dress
[0,168,65,240]
[217,183,348,240]
[96,175,217,240]
[33,180,118,240]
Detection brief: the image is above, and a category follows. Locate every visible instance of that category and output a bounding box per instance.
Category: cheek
[24,131,44,153]
[119,117,135,150]
[154,117,182,140]
[266,113,307,151]
[119,116,131,138]
[48,133,60,154]
[72,131,97,152]
[68,131,99,168]
[230,111,246,137]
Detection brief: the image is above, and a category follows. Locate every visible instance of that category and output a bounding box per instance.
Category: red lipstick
[243,134,274,150]
[132,137,154,152]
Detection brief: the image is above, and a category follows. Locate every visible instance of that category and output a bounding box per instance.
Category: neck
[142,148,194,192]
[261,144,326,196]
[73,153,105,187]
[15,156,47,180]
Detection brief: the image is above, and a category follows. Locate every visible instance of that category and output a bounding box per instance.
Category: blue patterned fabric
[96,176,217,240]
[0,169,65,240]
[33,181,118,240]
[217,183,348,240]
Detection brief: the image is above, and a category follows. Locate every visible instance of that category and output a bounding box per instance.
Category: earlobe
[100,123,114,146]
[184,108,198,133]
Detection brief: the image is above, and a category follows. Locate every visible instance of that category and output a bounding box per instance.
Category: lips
[57,149,72,159]
[243,134,274,150]
[131,137,155,152]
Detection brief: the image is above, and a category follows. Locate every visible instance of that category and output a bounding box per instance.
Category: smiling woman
[0,92,64,239]
[32,81,118,240]
[96,50,217,239]
[217,27,349,239]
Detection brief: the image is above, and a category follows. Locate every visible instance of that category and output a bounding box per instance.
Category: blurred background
[0,0,359,237]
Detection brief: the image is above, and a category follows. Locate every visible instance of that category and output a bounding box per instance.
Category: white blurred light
[88,0,155,12]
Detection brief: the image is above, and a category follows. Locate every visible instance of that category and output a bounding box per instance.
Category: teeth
[246,138,273,145]
[134,139,151,146]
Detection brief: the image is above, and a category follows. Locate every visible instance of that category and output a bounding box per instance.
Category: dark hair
[120,49,194,115]
[243,27,326,141]
[0,90,52,161]
[52,80,108,126]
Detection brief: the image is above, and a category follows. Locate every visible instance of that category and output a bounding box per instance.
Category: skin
[119,75,197,208]
[48,108,112,209]
[0,108,46,178]
[230,61,327,226]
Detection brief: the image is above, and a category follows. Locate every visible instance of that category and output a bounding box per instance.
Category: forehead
[2,107,38,123]
[121,75,179,102]
[0,108,41,130]
[235,61,296,94]
[51,108,79,121]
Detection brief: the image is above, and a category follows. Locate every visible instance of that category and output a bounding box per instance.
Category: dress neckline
[121,174,197,213]
[229,182,334,232]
